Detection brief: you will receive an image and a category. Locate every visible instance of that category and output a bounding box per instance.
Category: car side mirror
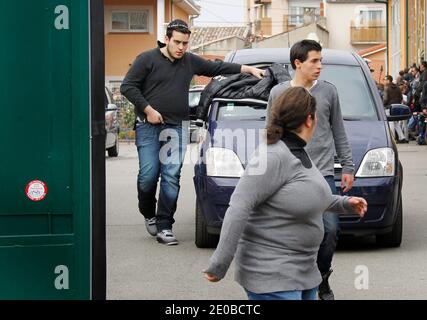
[387,104,411,121]
[106,103,118,111]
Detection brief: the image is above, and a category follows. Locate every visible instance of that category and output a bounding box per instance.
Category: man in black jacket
[383,75,407,143]
[383,75,403,108]
[121,19,264,245]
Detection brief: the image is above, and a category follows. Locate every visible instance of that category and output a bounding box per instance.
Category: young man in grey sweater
[266,40,355,300]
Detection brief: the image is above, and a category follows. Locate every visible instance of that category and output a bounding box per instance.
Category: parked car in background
[193,48,411,248]
[105,87,120,157]
[189,85,205,142]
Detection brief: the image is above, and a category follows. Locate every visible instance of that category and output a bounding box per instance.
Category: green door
[0,0,105,299]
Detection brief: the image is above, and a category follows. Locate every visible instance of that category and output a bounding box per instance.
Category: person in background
[383,75,407,143]
[396,70,405,84]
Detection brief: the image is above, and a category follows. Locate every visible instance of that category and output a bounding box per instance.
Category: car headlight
[206,147,244,177]
[356,148,395,177]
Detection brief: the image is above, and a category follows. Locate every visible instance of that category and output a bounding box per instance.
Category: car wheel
[195,201,219,248]
[107,136,119,157]
[376,197,402,248]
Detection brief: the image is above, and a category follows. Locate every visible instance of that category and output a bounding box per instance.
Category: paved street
[106,141,427,300]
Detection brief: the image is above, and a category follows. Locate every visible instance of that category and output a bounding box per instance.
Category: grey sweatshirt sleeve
[327,195,354,214]
[205,150,288,279]
[330,87,355,174]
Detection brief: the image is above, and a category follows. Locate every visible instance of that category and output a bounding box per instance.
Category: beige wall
[192,38,246,56]
[271,0,289,35]
[252,23,329,49]
[324,2,385,52]
[246,0,289,37]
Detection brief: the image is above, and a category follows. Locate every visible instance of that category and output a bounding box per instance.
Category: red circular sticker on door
[26,180,48,201]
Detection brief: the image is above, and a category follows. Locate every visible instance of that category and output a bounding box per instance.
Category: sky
[193,0,246,27]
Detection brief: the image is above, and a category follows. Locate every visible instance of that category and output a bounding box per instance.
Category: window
[286,65,378,120]
[357,9,383,26]
[111,10,149,32]
[319,65,377,120]
[263,3,272,18]
[289,7,320,26]
[189,91,202,108]
[289,6,304,25]
[216,101,267,121]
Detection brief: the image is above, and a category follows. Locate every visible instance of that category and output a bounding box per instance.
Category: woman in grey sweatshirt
[204,87,367,300]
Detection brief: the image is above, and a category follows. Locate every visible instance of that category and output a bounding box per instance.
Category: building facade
[324,0,386,52]
[245,0,323,39]
[388,0,426,77]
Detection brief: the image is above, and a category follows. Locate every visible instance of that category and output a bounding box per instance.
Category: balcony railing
[350,20,386,44]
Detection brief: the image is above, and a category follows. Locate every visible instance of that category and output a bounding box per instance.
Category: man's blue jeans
[317,175,340,275]
[135,121,188,231]
[246,287,318,300]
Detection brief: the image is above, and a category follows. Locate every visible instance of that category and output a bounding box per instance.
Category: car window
[320,65,378,120]
[216,101,267,121]
[286,64,378,120]
[189,91,202,107]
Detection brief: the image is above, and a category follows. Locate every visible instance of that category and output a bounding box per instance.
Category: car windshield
[287,65,378,120]
[216,101,267,121]
[189,90,202,107]
[213,65,378,121]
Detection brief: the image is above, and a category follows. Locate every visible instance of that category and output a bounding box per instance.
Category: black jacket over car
[197,63,291,120]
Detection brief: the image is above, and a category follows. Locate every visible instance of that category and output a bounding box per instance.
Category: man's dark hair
[166,19,191,38]
[385,75,393,82]
[290,40,322,70]
[421,61,427,69]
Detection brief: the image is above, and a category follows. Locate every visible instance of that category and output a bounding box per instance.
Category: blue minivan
[193,48,411,248]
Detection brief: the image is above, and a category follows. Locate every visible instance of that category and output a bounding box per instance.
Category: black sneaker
[156,229,179,246]
[318,269,335,300]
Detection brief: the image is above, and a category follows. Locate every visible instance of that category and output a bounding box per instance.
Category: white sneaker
[156,229,179,245]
